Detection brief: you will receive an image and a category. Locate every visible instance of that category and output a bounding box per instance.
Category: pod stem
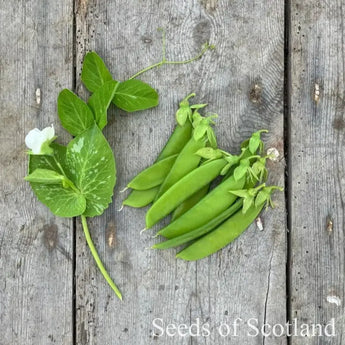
[80,215,122,300]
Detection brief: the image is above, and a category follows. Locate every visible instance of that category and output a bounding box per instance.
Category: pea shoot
[25,32,214,300]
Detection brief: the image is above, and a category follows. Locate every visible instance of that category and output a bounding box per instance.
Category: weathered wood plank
[290,1,345,344]
[0,1,74,344]
[75,1,286,344]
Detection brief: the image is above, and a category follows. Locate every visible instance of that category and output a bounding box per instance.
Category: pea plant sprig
[24,35,214,300]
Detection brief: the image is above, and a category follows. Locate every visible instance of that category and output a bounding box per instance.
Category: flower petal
[31,140,43,154]
[25,128,42,149]
[41,125,55,141]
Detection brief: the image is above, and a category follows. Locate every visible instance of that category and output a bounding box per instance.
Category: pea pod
[127,154,178,190]
[123,120,193,207]
[156,120,193,160]
[146,158,227,228]
[171,184,209,221]
[157,174,246,238]
[176,203,265,261]
[153,198,243,249]
[154,136,207,200]
[122,187,159,208]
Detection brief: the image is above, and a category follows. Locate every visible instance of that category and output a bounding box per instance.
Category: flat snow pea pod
[153,198,243,249]
[157,174,246,238]
[156,120,193,161]
[146,158,227,228]
[123,187,159,208]
[176,203,265,261]
[171,184,209,221]
[155,136,207,200]
[127,154,178,190]
[123,121,193,207]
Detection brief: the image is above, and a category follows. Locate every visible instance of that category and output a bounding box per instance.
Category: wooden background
[0,0,344,344]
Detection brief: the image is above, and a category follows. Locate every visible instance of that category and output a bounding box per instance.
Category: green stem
[81,215,123,300]
[129,43,213,80]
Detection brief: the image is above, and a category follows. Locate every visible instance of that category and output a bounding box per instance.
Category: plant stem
[129,43,213,80]
[81,215,123,300]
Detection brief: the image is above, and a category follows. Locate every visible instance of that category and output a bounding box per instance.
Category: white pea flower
[25,125,56,155]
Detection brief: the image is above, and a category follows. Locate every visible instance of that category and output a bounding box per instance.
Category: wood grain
[290,1,345,344]
[0,1,74,344]
[75,1,286,344]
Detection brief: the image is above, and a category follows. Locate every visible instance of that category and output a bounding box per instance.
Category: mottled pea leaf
[66,124,116,217]
[28,144,86,217]
[29,182,86,218]
[81,51,113,93]
[25,169,65,184]
[88,80,118,130]
[29,143,68,174]
[57,89,95,136]
[113,79,159,112]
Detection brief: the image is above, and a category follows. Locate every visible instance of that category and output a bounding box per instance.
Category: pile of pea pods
[122,94,282,261]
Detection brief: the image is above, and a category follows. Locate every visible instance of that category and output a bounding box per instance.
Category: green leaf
[28,143,86,217]
[229,189,249,198]
[207,127,217,149]
[192,112,203,127]
[81,51,113,93]
[242,196,254,214]
[233,165,247,181]
[113,79,159,112]
[29,143,68,174]
[220,163,231,176]
[66,124,116,217]
[249,134,260,154]
[193,124,208,141]
[25,169,65,184]
[29,182,86,217]
[88,80,119,130]
[58,89,95,136]
[175,107,190,126]
[190,103,208,109]
[196,147,221,160]
[255,190,268,207]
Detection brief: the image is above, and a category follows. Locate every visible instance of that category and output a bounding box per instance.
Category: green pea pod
[123,187,159,208]
[157,174,246,238]
[176,203,265,261]
[154,136,207,200]
[127,154,178,190]
[156,120,193,161]
[124,120,193,207]
[153,198,243,249]
[146,158,227,228]
[171,184,209,221]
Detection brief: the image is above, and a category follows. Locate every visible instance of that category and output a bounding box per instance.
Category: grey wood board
[75,1,287,344]
[0,1,74,344]
[290,1,345,344]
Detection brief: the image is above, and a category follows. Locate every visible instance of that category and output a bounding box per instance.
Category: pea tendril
[129,29,214,80]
